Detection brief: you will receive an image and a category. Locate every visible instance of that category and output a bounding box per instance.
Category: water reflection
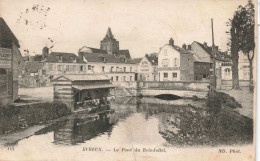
[0,96,253,147]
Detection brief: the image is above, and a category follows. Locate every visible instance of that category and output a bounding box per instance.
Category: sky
[0,0,250,58]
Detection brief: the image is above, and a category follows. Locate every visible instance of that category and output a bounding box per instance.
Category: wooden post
[211,18,216,89]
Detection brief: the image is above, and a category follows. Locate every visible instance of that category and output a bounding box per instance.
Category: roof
[53,75,110,82]
[117,50,131,59]
[45,52,85,63]
[131,58,142,64]
[194,41,224,61]
[102,27,117,41]
[79,46,107,54]
[145,54,158,65]
[0,17,20,47]
[72,82,115,90]
[24,61,45,73]
[162,44,194,55]
[81,52,134,64]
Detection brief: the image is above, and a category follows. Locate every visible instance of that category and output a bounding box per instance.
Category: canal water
[0,97,253,149]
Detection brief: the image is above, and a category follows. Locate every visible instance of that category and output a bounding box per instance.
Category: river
[0,97,253,148]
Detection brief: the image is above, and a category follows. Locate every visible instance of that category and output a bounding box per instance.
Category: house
[134,54,158,81]
[157,38,194,81]
[191,41,225,81]
[19,61,46,88]
[78,47,136,83]
[0,17,22,105]
[78,27,136,84]
[52,75,115,111]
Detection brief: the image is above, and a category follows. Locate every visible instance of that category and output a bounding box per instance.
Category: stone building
[157,38,194,81]
[100,27,131,59]
[134,54,158,81]
[0,17,23,106]
[78,28,136,84]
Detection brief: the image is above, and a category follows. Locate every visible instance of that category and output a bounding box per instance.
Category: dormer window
[123,58,126,62]
[101,57,106,62]
[57,55,62,62]
[71,56,77,63]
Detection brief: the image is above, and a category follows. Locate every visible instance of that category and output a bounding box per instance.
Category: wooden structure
[52,75,115,111]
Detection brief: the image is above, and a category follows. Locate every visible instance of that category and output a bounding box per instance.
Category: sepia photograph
[0,0,257,160]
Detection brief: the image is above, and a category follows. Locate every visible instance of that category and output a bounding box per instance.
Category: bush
[0,102,70,134]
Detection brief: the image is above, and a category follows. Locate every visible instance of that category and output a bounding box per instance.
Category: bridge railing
[116,81,210,92]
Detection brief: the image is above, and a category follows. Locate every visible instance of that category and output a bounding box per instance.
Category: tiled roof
[131,58,142,64]
[45,52,85,63]
[194,41,224,61]
[53,75,110,81]
[146,54,158,65]
[24,61,45,73]
[118,50,131,59]
[0,17,20,47]
[81,52,134,64]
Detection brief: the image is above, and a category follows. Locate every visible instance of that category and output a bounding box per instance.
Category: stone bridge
[114,81,210,99]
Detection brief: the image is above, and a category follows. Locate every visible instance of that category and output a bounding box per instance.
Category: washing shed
[52,75,115,111]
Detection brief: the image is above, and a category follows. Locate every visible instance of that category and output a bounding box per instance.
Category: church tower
[100,27,119,54]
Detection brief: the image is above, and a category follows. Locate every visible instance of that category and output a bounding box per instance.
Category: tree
[241,0,255,91]
[227,0,255,89]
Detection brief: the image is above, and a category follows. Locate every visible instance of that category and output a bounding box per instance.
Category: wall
[0,47,13,106]
[194,62,211,80]
[158,45,181,81]
[180,54,194,81]
[12,43,20,101]
[53,80,74,111]
[136,57,157,81]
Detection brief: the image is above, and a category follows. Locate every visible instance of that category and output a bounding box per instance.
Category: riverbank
[0,102,70,135]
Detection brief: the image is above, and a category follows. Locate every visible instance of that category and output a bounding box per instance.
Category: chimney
[42,47,49,60]
[203,42,207,47]
[182,44,187,50]
[187,45,191,50]
[169,38,174,47]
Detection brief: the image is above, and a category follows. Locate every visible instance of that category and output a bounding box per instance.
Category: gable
[52,75,71,82]
[79,46,93,53]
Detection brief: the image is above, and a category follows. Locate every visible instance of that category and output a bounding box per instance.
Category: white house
[158,38,194,81]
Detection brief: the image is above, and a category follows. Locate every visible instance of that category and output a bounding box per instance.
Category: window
[66,65,69,71]
[101,57,106,62]
[102,66,105,72]
[124,67,126,72]
[123,76,126,81]
[73,65,76,71]
[49,64,54,71]
[91,66,95,72]
[130,76,132,81]
[58,65,63,71]
[174,58,178,67]
[42,70,46,75]
[164,73,168,78]
[162,59,169,67]
[130,67,132,72]
[88,65,91,70]
[80,65,84,71]
[0,68,7,75]
[172,72,177,77]
[203,74,207,78]
[111,66,114,72]
[116,76,119,81]
[57,56,62,62]
[116,67,119,72]
[111,77,113,81]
